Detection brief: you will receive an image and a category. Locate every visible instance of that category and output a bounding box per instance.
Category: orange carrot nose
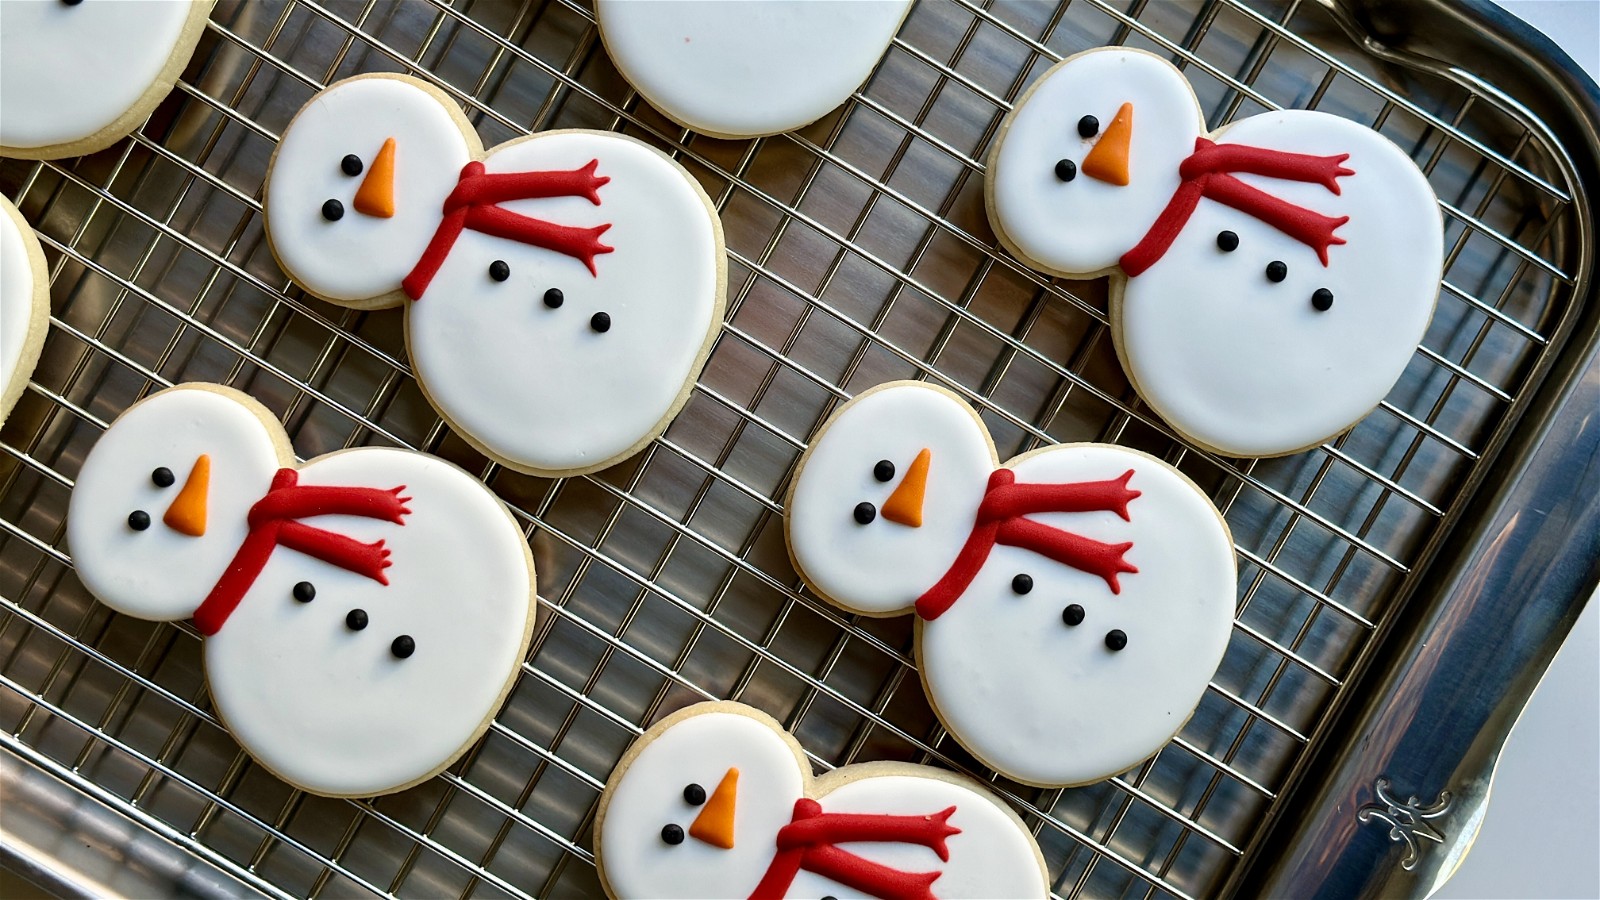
[353,137,397,218]
[162,454,210,537]
[688,768,738,849]
[1081,102,1133,186]
[881,448,931,528]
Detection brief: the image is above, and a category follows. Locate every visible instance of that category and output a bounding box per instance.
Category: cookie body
[66,385,537,797]
[595,701,1048,899]
[987,48,1443,457]
[0,0,213,159]
[596,0,912,139]
[263,74,725,476]
[786,382,1236,787]
[1,195,50,423]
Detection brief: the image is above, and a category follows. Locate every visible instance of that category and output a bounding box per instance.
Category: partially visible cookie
[0,0,214,160]
[595,0,913,139]
[595,700,1049,899]
[1,195,50,424]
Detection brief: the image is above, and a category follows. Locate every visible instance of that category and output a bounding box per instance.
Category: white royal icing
[596,0,912,139]
[787,382,1236,786]
[0,0,202,151]
[597,703,1047,899]
[264,75,723,475]
[67,386,536,797]
[2,196,48,423]
[988,49,1443,457]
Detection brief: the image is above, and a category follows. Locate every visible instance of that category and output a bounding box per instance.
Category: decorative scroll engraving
[1357,776,1452,870]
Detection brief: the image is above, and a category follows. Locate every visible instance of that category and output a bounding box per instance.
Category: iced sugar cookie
[986,48,1444,458]
[595,701,1048,899]
[786,382,1237,787]
[0,0,214,160]
[1,196,50,424]
[66,384,537,797]
[263,74,725,476]
[596,0,912,139]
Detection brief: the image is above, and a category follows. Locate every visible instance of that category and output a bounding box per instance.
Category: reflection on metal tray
[1,0,1595,898]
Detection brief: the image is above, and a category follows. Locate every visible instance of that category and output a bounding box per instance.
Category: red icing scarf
[192,468,410,635]
[1119,138,1355,277]
[914,468,1141,621]
[401,160,615,300]
[749,798,960,900]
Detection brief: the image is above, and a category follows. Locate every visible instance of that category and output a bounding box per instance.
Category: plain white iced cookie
[66,384,537,797]
[262,74,726,477]
[0,0,214,159]
[595,0,913,139]
[1,195,50,424]
[986,48,1444,457]
[786,381,1237,787]
[595,701,1048,899]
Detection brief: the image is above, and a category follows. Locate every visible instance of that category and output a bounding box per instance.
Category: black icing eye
[321,199,345,221]
[1012,573,1033,595]
[151,467,175,488]
[346,609,369,631]
[683,783,707,805]
[61,0,84,6]
[853,501,877,525]
[391,635,415,659]
[1216,231,1239,252]
[873,459,896,482]
[590,312,611,333]
[543,288,564,309]
[489,260,510,282]
[340,154,364,176]
[1054,159,1077,182]
[127,510,151,531]
[661,824,685,845]
[1062,604,1085,626]
[1311,288,1334,311]
[1266,260,1288,283]
[1105,629,1128,651]
[293,581,316,603]
[1077,115,1100,138]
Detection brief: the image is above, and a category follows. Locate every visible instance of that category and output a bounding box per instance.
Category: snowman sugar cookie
[786,382,1237,787]
[263,74,726,477]
[596,0,913,139]
[2,196,51,425]
[986,48,1444,458]
[66,384,537,797]
[595,701,1049,899]
[0,0,214,159]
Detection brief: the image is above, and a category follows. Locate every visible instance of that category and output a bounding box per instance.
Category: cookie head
[787,383,995,615]
[988,49,1204,274]
[265,76,473,304]
[598,709,805,899]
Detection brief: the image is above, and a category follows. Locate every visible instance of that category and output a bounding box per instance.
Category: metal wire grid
[0,0,1581,897]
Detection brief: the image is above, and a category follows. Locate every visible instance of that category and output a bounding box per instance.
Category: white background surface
[1436,7,1598,899]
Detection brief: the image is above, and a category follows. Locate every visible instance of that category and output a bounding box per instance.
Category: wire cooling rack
[0,0,1587,898]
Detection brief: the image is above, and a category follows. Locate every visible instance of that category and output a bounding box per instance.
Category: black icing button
[683,783,707,805]
[1266,260,1288,283]
[293,581,316,603]
[1077,115,1099,138]
[1216,230,1239,252]
[590,311,612,333]
[321,199,345,221]
[61,0,84,6]
[1105,629,1128,651]
[341,154,363,176]
[489,260,510,282]
[127,510,151,531]
[1311,288,1334,311]
[151,466,175,488]
[543,287,564,309]
[391,635,416,659]
[1062,604,1085,626]
[1012,573,1033,595]
[1054,159,1077,182]
[346,609,369,631]
[874,459,895,482]
[853,501,877,525]
[661,824,685,845]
